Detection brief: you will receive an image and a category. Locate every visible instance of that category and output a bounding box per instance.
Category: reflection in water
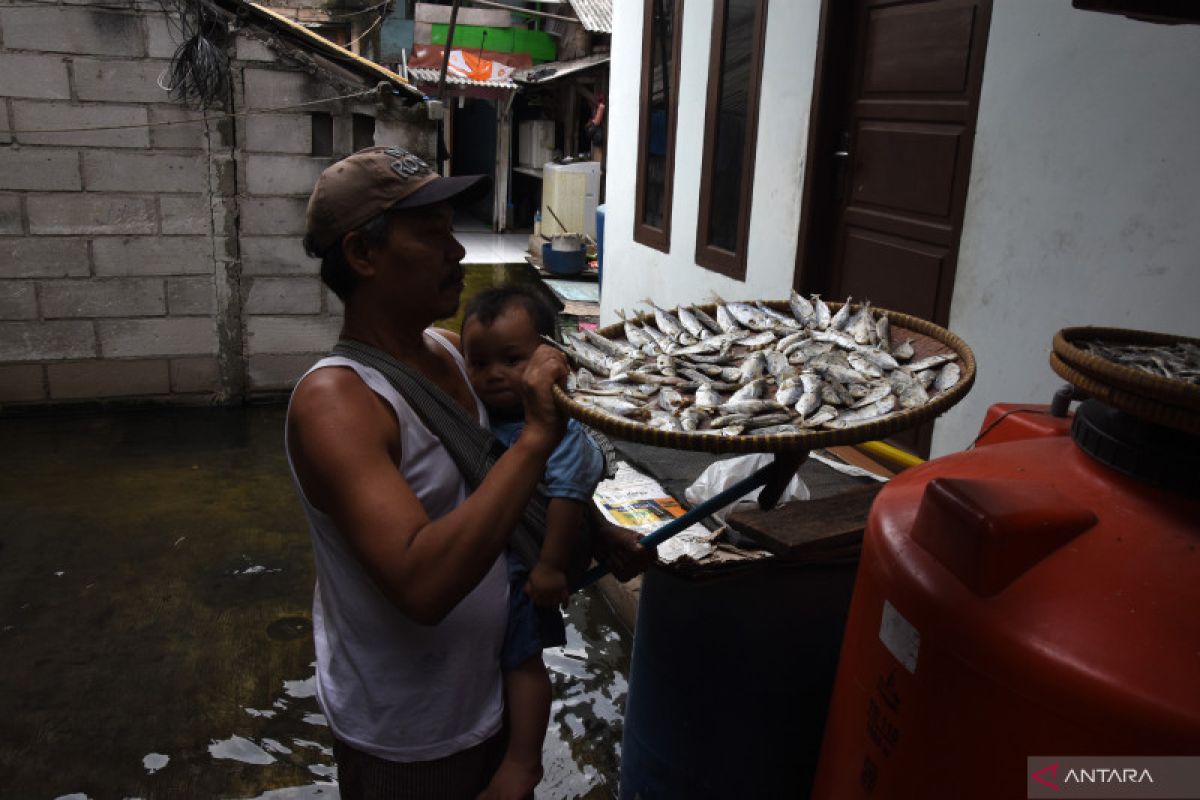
[0,407,630,799]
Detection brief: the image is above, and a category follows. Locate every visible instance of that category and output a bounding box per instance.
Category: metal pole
[436,0,462,101]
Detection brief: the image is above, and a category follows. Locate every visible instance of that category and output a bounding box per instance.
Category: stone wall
[0,1,433,408]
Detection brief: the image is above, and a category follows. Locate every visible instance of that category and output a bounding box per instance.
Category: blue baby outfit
[490,418,607,670]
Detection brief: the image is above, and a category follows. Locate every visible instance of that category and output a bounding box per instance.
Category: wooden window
[311,112,333,157]
[695,0,768,279]
[633,0,685,252]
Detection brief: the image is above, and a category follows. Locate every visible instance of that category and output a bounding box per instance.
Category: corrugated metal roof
[407,67,518,90]
[515,53,610,84]
[567,0,612,33]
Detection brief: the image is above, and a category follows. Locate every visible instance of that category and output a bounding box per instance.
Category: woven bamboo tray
[1051,326,1200,435]
[553,301,976,453]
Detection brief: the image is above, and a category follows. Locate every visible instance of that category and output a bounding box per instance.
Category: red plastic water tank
[811,404,1200,799]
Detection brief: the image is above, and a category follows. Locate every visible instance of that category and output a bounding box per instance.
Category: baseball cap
[304,146,490,256]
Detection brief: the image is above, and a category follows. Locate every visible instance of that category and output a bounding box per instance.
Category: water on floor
[0,406,631,799]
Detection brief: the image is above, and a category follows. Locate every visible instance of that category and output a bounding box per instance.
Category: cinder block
[240,197,309,236]
[246,315,341,355]
[0,6,146,56]
[245,277,322,315]
[12,101,150,148]
[324,287,343,313]
[145,13,181,58]
[0,238,89,278]
[0,320,95,361]
[92,236,211,276]
[243,68,341,109]
[0,364,46,402]
[41,278,165,319]
[0,282,37,320]
[248,353,320,390]
[169,356,221,393]
[74,59,174,104]
[0,149,82,191]
[0,195,22,235]
[98,317,217,357]
[414,3,510,27]
[47,358,170,399]
[0,54,72,100]
[148,105,210,150]
[243,114,311,154]
[159,195,211,235]
[235,35,277,62]
[239,235,314,275]
[28,194,157,235]
[166,276,215,315]
[82,151,206,193]
[246,154,328,196]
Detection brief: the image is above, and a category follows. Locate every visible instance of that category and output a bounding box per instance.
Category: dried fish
[570,294,961,439]
[829,297,853,331]
[790,290,817,328]
[933,362,961,393]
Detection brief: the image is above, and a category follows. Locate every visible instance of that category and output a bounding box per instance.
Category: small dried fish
[907,352,958,372]
[812,295,832,330]
[675,305,709,340]
[720,399,783,415]
[802,404,838,427]
[729,378,768,403]
[739,352,768,383]
[713,293,777,332]
[892,338,915,361]
[578,395,650,419]
[795,391,821,419]
[829,297,853,331]
[933,362,961,393]
[876,316,890,351]
[644,298,688,342]
[790,290,817,328]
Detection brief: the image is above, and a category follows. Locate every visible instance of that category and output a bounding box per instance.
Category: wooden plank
[725,483,883,559]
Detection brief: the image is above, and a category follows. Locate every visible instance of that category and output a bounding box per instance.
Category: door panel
[840,229,947,322]
[863,5,976,95]
[853,122,962,217]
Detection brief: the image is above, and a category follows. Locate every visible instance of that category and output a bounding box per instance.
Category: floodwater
[0,263,630,799]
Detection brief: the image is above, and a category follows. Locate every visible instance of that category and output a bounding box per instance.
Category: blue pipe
[576,462,777,589]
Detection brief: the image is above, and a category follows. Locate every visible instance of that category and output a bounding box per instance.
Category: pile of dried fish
[562,293,962,437]
[1078,340,1200,386]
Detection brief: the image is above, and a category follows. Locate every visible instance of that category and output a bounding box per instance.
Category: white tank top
[285,331,508,762]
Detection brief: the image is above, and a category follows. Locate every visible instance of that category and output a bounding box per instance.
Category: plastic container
[811,404,1200,799]
[541,242,584,276]
[620,562,858,798]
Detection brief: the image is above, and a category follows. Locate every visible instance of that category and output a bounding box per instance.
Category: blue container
[541,242,585,276]
[619,562,857,798]
[596,204,607,286]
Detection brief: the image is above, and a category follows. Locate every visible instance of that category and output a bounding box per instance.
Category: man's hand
[525,562,570,608]
[518,345,569,453]
[595,522,656,582]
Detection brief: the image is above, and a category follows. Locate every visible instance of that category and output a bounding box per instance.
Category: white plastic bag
[684,453,810,525]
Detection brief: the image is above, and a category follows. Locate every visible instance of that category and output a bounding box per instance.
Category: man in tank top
[286,147,647,799]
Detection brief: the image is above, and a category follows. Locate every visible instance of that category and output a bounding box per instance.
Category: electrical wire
[7,89,381,137]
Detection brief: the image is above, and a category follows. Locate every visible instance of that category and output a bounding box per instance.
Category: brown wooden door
[797,0,992,327]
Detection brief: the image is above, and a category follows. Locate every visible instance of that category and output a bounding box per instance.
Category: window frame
[633,0,686,253]
[694,0,769,280]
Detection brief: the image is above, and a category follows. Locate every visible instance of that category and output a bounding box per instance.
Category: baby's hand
[525,562,569,608]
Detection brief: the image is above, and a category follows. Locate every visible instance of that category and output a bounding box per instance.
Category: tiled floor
[458,231,534,264]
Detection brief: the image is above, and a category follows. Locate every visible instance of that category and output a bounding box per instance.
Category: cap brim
[394,174,492,210]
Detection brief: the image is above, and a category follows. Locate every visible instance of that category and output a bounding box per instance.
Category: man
[286,146,644,799]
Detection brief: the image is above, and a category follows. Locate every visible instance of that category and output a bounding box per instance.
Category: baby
[461,285,609,798]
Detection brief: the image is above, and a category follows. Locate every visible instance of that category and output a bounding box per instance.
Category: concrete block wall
[0,1,435,407]
[0,2,225,405]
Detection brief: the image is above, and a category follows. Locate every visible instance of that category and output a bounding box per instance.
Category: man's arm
[288,346,568,625]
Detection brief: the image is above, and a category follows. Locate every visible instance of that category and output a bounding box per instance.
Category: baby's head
[462,286,557,415]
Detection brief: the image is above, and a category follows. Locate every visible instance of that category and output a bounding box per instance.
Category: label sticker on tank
[879,600,919,673]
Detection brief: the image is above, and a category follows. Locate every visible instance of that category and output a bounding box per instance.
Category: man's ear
[341,231,377,279]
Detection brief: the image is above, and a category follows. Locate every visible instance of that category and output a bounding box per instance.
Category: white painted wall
[601,0,822,321]
[932,2,1200,454]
